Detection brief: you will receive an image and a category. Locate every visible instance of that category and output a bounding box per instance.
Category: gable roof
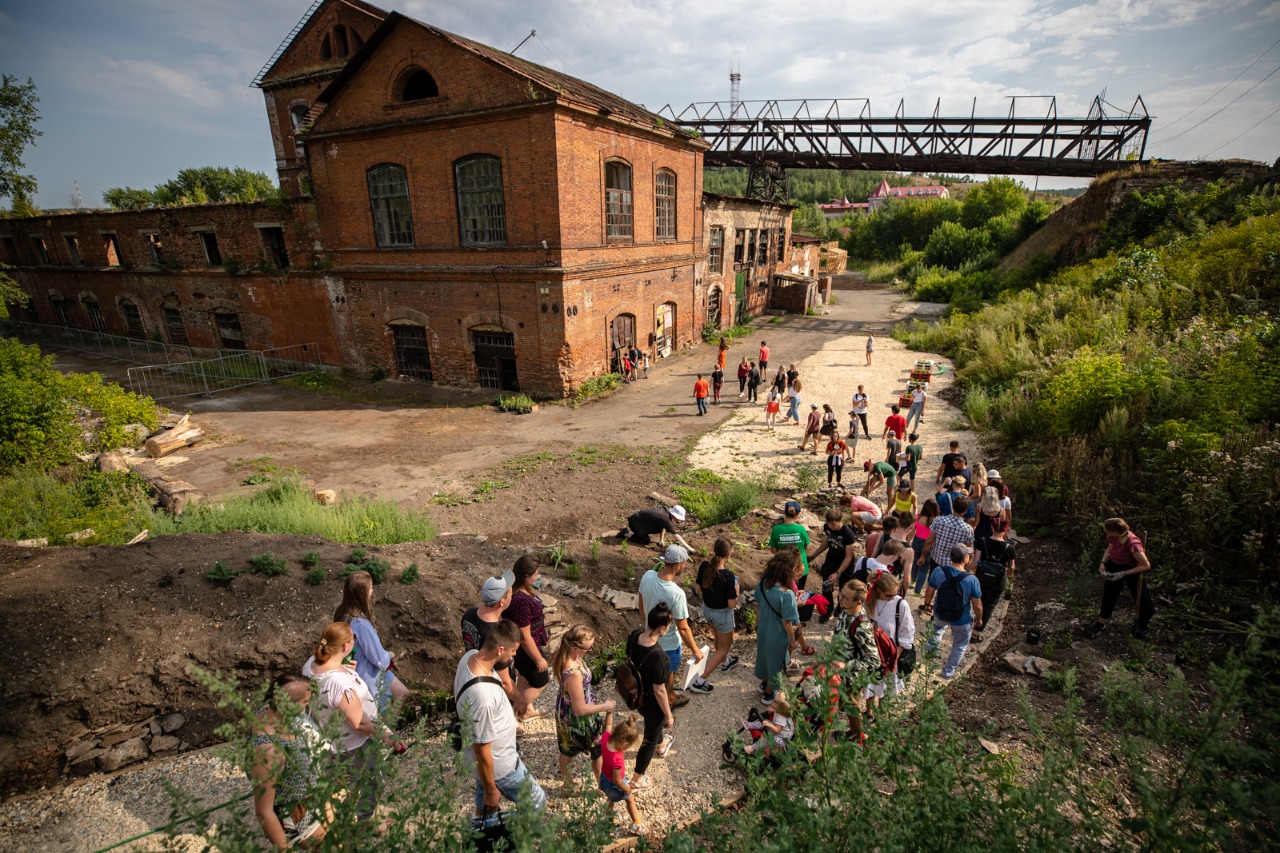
[313,11,702,144]
[254,0,388,88]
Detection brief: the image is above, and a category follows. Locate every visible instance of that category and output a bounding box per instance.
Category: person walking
[904,433,924,485]
[1087,518,1155,640]
[333,570,411,715]
[882,405,906,446]
[810,508,858,617]
[850,385,870,439]
[502,556,552,721]
[764,385,781,429]
[746,361,761,403]
[786,363,800,391]
[885,429,902,467]
[799,403,823,453]
[905,384,926,432]
[710,365,724,404]
[784,379,803,425]
[461,577,519,704]
[864,572,915,707]
[455,619,548,815]
[769,501,812,590]
[755,551,801,705]
[638,545,705,708]
[759,341,770,374]
[865,333,875,366]
[912,499,940,595]
[628,604,675,792]
[693,538,740,691]
[771,366,787,398]
[248,674,330,849]
[825,432,848,488]
[737,357,751,397]
[717,337,728,370]
[693,374,710,416]
[920,495,975,592]
[923,544,983,680]
[552,624,615,783]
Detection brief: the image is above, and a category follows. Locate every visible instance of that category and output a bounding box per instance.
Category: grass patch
[0,464,152,545]
[573,373,622,406]
[149,477,437,545]
[673,475,775,527]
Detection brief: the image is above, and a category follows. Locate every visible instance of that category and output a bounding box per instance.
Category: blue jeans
[926,619,973,679]
[599,772,629,802]
[906,402,924,433]
[786,398,800,422]
[474,757,547,812]
[696,396,708,415]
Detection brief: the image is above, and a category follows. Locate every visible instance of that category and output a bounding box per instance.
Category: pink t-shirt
[1106,533,1144,566]
[848,495,882,517]
[760,345,770,362]
[600,731,626,782]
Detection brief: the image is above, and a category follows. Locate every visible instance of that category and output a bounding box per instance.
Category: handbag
[894,598,916,678]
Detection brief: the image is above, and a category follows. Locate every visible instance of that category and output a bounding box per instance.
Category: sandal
[800,645,817,656]
[657,733,675,758]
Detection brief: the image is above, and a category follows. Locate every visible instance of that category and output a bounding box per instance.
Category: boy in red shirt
[693,374,710,416]
[759,341,770,373]
[883,404,906,444]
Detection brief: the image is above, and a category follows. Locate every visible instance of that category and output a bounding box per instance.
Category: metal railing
[0,319,214,365]
[126,344,326,401]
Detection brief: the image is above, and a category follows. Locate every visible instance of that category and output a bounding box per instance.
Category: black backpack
[934,565,967,622]
[616,630,660,710]
[447,674,504,750]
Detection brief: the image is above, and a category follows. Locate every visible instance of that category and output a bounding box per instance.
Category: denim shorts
[703,606,735,634]
[664,647,682,673]
[598,771,628,802]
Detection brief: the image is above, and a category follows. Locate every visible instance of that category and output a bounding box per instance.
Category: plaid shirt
[928,514,975,565]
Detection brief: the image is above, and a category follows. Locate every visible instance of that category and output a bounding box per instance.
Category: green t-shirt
[872,461,897,479]
[769,522,811,575]
[906,443,924,473]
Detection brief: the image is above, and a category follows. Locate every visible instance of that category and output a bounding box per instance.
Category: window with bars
[455,156,507,246]
[83,298,105,333]
[757,230,769,266]
[120,301,146,339]
[708,227,724,273]
[51,298,71,327]
[164,307,189,345]
[655,169,676,240]
[604,160,633,241]
[746,230,757,267]
[367,164,414,247]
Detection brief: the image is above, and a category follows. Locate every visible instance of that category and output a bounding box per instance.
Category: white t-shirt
[912,388,926,404]
[638,569,688,652]
[852,393,868,414]
[771,713,794,747]
[304,658,378,753]
[454,650,519,778]
[873,596,916,649]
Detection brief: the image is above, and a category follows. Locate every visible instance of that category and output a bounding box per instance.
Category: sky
[3,0,1278,209]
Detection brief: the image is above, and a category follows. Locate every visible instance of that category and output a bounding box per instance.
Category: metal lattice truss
[659,96,1150,179]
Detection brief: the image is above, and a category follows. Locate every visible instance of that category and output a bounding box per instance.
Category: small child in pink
[598,710,645,835]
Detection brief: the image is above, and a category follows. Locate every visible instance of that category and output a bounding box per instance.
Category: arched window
[604,160,633,241]
[119,300,146,339]
[655,169,676,240]
[455,156,507,246]
[289,105,309,131]
[82,295,105,333]
[332,25,349,57]
[401,69,440,101]
[367,164,414,247]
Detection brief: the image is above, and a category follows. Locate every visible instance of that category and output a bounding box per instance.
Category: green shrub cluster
[573,372,622,405]
[495,393,534,414]
[674,473,775,527]
[0,337,159,471]
[148,477,437,545]
[0,463,152,545]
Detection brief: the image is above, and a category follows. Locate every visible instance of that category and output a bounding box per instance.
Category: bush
[148,477,437,545]
[401,562,420,584]
[304,566,326,585]
[496,393,535,414]
[0,464,152,545]
[204,560,239,583]
[573,373,622,405]
[248,552,288,576]
[344,550,390,583]
[299,550,321,568]
[674,474,774,527]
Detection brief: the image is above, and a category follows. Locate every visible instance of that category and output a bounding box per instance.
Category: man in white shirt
[455,619,546,815]
[906,385,927,433]
[638,545,705,706]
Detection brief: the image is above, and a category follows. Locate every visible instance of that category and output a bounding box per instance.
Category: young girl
[764,386,782,429]
[743,693,795,755]
[599,710,645,835]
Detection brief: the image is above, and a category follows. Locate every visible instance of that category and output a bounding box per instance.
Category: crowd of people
[240,333,1157,848]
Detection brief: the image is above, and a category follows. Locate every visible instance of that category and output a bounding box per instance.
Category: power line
[534,32,583,78]
[1151,62,1280,147]
[1157,35,1280,131]
[1199,101,1280,158]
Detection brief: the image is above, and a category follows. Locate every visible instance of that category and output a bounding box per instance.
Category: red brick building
[2,1,793,397]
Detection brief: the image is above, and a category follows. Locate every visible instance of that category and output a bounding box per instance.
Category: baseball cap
[987,469,1002,479]
[668,505,687,522]
[480,576,509,605]
[810,403,818,409]
[897,480,912,490]
[663,544,689,564]
[950,543,973,563]
[784,500,802,515]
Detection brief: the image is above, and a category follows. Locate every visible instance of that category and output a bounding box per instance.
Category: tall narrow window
[455,156,507,247]
[733,229,746,266]
[103,233,122,267]
[145,233,164,264]
[1,236,18,263]
[64,236,82,265]
[332,25,349,56]
[32,237,50,265]
[197,231,222,266]
[655,169,676,240]
[51,298,71,327]
[259,226,289,268]
[367,164,414,247]
[746,230,757,267]
[604,160,633,241]
[214,311,245,349]
[757,230,769,265]
[164,307,189,345]
[120,301,146,339]
[777,228,786,261]
[708,227,724,274]
[82,297,105,332]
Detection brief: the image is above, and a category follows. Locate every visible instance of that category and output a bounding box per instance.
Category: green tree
[101,187,156,211]
[961,176,1027,228]
[0,74,41,206]
[792,201,830,237]
[104,166,279,209]
[923,220,991,269]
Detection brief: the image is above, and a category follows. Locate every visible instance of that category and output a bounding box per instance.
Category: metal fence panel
[125,344,327,401]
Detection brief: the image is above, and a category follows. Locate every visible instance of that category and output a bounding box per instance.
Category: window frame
[119,300,146,339]
[63,234,83,266]
[366,164,415,248]
[31,236,50,265]
[604,159,634,242]
[708,226,724,274]
[454,155,508,247]
[654,169,676,241]
[196,230,222,267]
[82,296,105,333]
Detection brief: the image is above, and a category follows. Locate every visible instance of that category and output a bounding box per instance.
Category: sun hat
[669,505,687,522]
[987,469,1002,479]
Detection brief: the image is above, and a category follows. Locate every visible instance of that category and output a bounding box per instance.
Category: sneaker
[760,690,776,705]
[1087,621,1105,639]
[657,734,675,758]
[719,654,740,673]
[688,679,714,694]
[631,774,653,791]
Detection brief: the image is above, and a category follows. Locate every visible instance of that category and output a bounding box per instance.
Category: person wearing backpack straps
[923,544,984,680]
[454,619,547,816]
[863,572,916,712]
[627,603,676,792]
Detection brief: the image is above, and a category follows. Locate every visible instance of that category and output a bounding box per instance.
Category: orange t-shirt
[694,379,710,398]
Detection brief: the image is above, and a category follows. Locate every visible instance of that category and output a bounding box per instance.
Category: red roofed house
[868,178,950,211]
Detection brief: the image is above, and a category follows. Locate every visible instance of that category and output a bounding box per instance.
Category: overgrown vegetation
[0,463,152,544]
[702,322,753,344]
[148,477,437,545]
[572,373,622,406]
[495,393,535,414]
[674,473,776,527]
[102,166,279,210]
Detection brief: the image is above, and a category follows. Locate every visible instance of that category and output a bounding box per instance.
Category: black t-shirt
[821,524,858,573]
[711,368,724,385]
[748,368,761,386]
[698,563,738,609]
[629,507,676,536]
[628,630,669,700]
[977,537,1017,567]
[941,452,966,475]
[461,608,514,671]
[786,369,799,387]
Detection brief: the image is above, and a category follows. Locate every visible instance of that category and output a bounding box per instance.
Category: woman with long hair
[912,498,940,595]
[249,674,330,850]
[629,603,675,792]
[552,624,616,783]
[974,484,1004,541]
[306,622,394,822]
[737,356,751,397]
[784,378,804,425]
[695,539,740,688]
[717,337,729,370]
[333,571,410,714]
[755,550,801,705]
[502,555,552,720]
[1088,518,1155,640]
[863,572,914,711]
[764,384,782,429]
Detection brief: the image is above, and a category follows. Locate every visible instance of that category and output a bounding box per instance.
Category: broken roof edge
[254,0,390,88]
[702,192,796,210]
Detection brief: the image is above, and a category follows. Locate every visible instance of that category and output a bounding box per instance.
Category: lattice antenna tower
[729,60,741,116]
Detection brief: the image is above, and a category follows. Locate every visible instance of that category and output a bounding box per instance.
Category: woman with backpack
[333,571,411,714]
[693,539,740,692]
[552,624,616,784]
[754,551,801,706]
[626,602,675,792]
[863,572,915,712]
[828,579,881,741]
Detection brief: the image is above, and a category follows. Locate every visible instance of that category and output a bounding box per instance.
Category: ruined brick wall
[701,196,791,327]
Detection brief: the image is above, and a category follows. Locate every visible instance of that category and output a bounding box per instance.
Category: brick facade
[701,194,792,327]
[3,1,794,399]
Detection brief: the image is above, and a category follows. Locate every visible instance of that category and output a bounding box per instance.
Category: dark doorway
[391,323,432,381]
[707,287,722,330]
[473,329,518,391]
[214,311,245,349]
[609,313,636,373]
